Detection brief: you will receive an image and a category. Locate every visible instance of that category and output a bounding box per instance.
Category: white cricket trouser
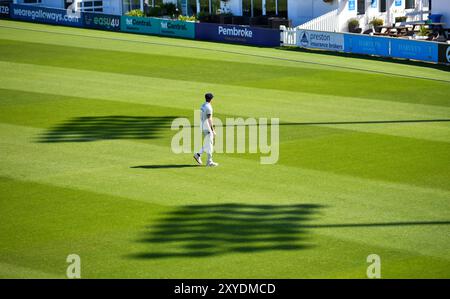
[198,131,214,162]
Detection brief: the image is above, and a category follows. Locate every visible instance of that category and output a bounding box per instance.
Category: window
[253,0,263,17]
[187,0,221,15]
[357,0,365,15]
[123,0,140,14]
[148,0,163,6]
[243,0,281,17]
[277,0,287,18]
[188,0,196,15]
[380,0,386,12]
[266,0,277,16]
[243,0,251,17]
[199,0,209,13]
[405,0,415,9]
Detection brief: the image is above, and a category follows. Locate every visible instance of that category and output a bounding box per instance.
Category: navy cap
[205,93,214,101]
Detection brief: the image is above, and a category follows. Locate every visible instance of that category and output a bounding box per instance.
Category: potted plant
[369,18,384,33]
[395,16,407,23]
[416,25,430,40]
[126,9,145,17]
[348,18,360,33]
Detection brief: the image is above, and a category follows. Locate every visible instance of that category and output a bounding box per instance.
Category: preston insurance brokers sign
[297,30,344,51]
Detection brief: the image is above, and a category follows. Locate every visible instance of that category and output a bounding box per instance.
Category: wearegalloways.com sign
[11,4,83,27]
[297,30,344,51]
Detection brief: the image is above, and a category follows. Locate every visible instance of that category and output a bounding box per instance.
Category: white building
[12,0,446,32]
[430,0,449,26]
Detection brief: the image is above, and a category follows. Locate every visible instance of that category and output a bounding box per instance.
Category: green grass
[0,20,449,278]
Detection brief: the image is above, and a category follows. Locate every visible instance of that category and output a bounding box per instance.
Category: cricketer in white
[194,93,218,167]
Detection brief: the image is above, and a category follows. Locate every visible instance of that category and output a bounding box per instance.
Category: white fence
[296,9,339,33]
[280,26,297,46]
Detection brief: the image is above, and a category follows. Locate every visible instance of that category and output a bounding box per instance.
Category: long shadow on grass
[130,203,323,259]
[131,165,199,169]
[37,115,176,143]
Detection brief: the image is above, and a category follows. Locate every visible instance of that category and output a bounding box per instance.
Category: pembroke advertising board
[83,12,120,31]
[0,1,10,19]
[296,30,344,52]
[196,23,280,47]
[10,4,83,27]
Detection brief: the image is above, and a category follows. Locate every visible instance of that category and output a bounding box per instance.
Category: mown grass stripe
[1,22,449,83]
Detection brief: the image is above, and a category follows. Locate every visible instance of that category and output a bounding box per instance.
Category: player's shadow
[131,165,199,169]
[37,115,175,143]
[131,203,323,259]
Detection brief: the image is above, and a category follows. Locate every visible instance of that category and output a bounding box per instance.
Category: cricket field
[0,20,449,278]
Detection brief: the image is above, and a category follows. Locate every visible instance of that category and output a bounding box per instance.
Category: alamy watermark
[66,254,81,279]
[366,254,381,278]
[171,111,280,164]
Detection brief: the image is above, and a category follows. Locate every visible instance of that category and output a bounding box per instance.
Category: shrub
[147,6,162,17]
[126,9,145,17]
[347,18,359,32]
[418,25,429,36]
[219,12,233,17]
[178,15,197,22]
[395,16,407,23]
[369,18,384,27]
[161,3,179,16]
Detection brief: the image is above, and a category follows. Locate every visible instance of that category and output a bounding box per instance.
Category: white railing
[297,9,339,32]
[74,0,105,13]
[405,9,430,22]
[280,25,297,46]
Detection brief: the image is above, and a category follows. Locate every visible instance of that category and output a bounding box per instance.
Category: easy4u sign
[83,12,120,31]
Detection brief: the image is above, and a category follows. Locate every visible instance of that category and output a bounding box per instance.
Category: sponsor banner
[344,34,390,57]
[120,15,159,35]
[390,38,438,62]
[120,16,194,38]
[11,4,83,27]
[83,12,120,31]
[0,1,10,19]
[348,0,355,11]
[297,30,344,52]
[438,43,450,64]
[195,23,280,47]
[158,18,195,39]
